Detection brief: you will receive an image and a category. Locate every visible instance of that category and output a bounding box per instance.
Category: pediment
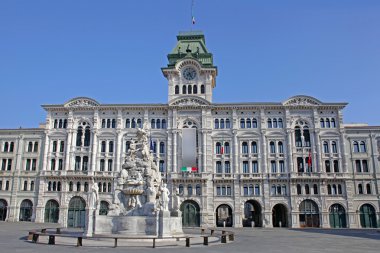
[169,96,210,107]
[283,95,322,106]
[64,97,100,108]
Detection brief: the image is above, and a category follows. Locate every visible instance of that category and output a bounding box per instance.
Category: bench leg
[32,234,39,243]
[152,238,156,248]
[27,232,34,241]
[186,237,190,247]
[229,234,234,241]
[221,235,227,243]
[48,235,55,245]
[210,229,214,235]
[56,228,61,234]
[77,237,83,247]
[203,236,209,246]
[114,238,118,248]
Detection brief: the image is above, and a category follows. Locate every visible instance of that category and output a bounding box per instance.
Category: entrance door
[329,204,346,228]
[216,204,233,227]
[299,200,319,228]
[67,197,86,228]
[0,199,7,221]
[360,204,377,228]
[19,199,33,221]
[243,200,262,227]
[181,201,200,227]
[44,200,59,223]
[272,204,288,227]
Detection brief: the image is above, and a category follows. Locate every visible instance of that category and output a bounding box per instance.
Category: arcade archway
[299,200,319,228]
[216,204,233,227]
[67,197,86,228]
[272,203,288,227]
[0,199,7,221]
[243,200,262,227]
[44,200,59,223]
[19,199,33,222]
[360,204,377,228]
[329,204,346,228]
[181,200,200,227]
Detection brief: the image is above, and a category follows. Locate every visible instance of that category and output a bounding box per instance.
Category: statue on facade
[90,179,99,209]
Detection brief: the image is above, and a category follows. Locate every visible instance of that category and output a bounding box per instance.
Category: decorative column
[172,130,178,173]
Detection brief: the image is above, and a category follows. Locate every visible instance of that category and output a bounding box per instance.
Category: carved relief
[170,97,209,107]
[64,97,100,108]
[283,96,321,106]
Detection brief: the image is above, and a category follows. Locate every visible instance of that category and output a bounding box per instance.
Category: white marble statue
[160,183,170,211]
[90,179,99,209]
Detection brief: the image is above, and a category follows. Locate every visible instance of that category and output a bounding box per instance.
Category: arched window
[137,118,142,128]
[278,118,283,128]
[125,119,130,128]
[101,119,106,128]
[332,184,337,195]
[103,182,106,192]
[273,118,277,128]
[278,141,284,153]
[175,85,179,94]
[225,161,231,173]
[214,119,219,129]
[54,119,58,128]
[106,119,111,128]
[360,141,366,152]
[326,118,331,128]
[48,181,52,191]
[196,184,201,195]
[331,118,336,127]
[28,142,33,152]
[325,160,331,173]
[267,119,272,128]
[246,118,251,128]
[242,142,248,154]
[313,184,318,194]
[109,141,114,153]
[353,141,359,152]
[84,126,91,146]
[270,141,276,153]
[303,127,311,147]
[156,119,161,129]
[151,119,155,129]
[108,182,111,192]
[323,141,329,153]
[178,184,184,195]
[305,184,310,195]
[60,141,64,152]
[161,119,166,129]
[101,141,106,153]
[131,118,136,128]
[240,119,245,128]
[215,142,221,154]
[188,185,193,196]
[59,119,63,128]
[98,182,102,192]
[159,142,165,154]
[188,85,192,94]
[200,85,205,94]
[33,142,38,152]
[331,141,337,153]
[226,119,231,128]
[222,142,229,154]
[63,119,67,128]
[220,119,225,129]
[366,184,371,194]
[297,184,302,195]
[125,141,131,152]
[358,184,363,194]
[320,118,325,128]
[327,184,332,195]
[111,119,116,128]
[57,182,61,191]
[193,85,197,94]
[338,184,342,195]
[252,118,258,128]
[216,161,222,173]
[99,201,109,215]
[182,85,187,94]
[251,141,257,153]
[295,126,302,147]
[52,182,56,191]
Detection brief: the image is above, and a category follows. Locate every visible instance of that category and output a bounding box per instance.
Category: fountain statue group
[88,123,183,237]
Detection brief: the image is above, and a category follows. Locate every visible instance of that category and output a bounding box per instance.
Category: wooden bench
[92,236,158,248]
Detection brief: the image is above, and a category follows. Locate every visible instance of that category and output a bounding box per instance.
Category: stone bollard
[251,221,255,228]
[279,221,282,228]
[223,221,226,227]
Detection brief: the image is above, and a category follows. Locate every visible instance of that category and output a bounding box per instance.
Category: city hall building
[0,31,379,229]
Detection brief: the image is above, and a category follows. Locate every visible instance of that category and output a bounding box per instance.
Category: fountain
[86,123,183,237]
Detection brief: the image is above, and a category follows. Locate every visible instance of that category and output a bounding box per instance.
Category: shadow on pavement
[290,228,380,240]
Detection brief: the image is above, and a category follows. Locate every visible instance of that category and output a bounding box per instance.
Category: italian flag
[181,167,198,172]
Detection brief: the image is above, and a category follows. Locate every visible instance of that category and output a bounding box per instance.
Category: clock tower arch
[162,31,217,103]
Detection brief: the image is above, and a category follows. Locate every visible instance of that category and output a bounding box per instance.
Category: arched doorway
[181,200,200,227]
[360,204,377,228]
[44,200,59,223]
[329,204,346,228]
[67,197,86,228]
[216,204,233,227]
[19,199,33,221]
[299,200,319,227]
[0,199,7,221]
[272,204,288,227]
[243,200,262,227]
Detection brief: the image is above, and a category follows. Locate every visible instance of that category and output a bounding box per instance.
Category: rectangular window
[252,161,258,173]
[355,160,362,172]
[226,186,231,195]
[362,160,368,172]
[100,159,105,171]
[1,159,6,170]
[82,156,88,171]
[243,186,248,196]
[25,159,31,171]
[32,159,37,171]
[271,161,277,173]
[225,161,231,173]
[279,161,285,172]
[60,141,65,152]
[7,159,12,170]
[255,185,260,195]
[159,160,165,172]
[216,186,221,196]
[242,161,249,173]
[108,159,113,171]
[58,159,63,170]
[75,156,81,171]
[51,159,56,171]
[5,181,9,191]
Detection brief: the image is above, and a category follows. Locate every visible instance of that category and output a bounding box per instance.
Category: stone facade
[0,31,379,229]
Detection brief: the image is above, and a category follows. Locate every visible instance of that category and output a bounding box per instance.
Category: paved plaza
[0,222,379,253]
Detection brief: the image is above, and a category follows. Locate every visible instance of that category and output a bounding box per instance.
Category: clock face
[183,67,197,80]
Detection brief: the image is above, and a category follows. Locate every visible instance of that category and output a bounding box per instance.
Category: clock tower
[162,31,218,104]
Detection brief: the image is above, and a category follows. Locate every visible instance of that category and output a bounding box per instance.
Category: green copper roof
[166,31,214,67]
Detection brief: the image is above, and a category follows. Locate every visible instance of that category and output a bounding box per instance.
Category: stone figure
[172,188,180,211]
[160,183,170,211]
[90,180,99,209]
[146,180,157,204]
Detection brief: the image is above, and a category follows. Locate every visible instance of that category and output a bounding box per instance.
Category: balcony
[293,172,320,178]
[239,173,262,180]
[213,173,234,179]
[269,173,289,179]
[170,172,203,179]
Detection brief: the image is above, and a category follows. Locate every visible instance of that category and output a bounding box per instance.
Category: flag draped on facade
[181,166,198,172]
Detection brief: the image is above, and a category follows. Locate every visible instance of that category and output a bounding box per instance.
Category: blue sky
[0,0,379,128]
